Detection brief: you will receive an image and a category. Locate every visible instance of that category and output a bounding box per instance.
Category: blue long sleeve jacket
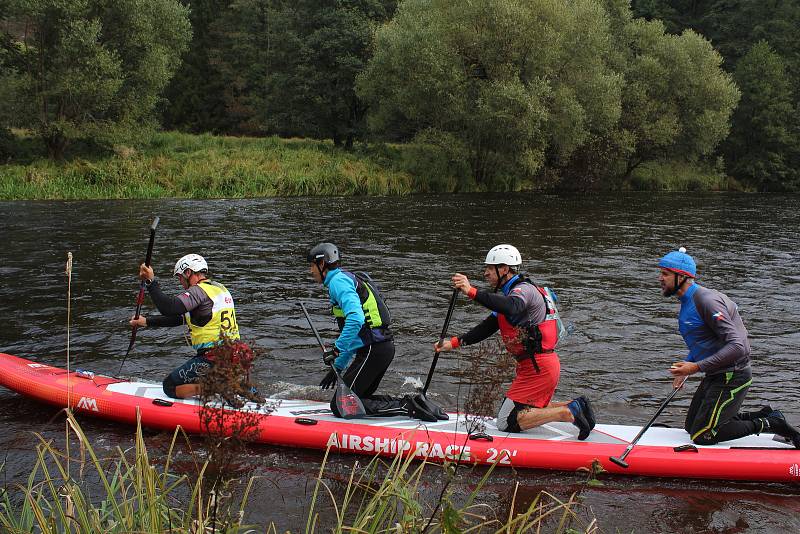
[325,268,366,370]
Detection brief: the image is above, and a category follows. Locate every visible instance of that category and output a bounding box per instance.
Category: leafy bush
[0,127,13,161]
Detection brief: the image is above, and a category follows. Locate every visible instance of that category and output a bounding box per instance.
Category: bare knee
[496,399,524,432]
[515,407,541,430]
[162,376,177,398]
[516,406,572,431]
[174,383,201,399]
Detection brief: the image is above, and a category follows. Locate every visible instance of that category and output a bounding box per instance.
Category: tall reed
[0,411,257,533]
[305,445,597,532]
[0,412,598,533]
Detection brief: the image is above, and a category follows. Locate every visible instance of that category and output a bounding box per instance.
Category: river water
[1,193,799,531]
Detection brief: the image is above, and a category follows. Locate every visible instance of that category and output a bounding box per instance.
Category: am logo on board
[76,397,99,412]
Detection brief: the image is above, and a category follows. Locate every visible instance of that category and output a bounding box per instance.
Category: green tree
[612,18,740,181]
[292,0,396,147]
[0,11,20,158]
[630,0,800,190]
[724,41,798,190]
[208,0,291,136]
[631,0,716,32]
[0,0,190,158]
[161,0,231,133]
[208,0,395,145]
[701,1,800,73]
[359,0,737,189]
[358,0,623,187]
[634,0,800,78]
[553,3,738,188]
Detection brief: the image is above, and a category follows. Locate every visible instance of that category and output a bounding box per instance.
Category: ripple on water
[2,193,800,530]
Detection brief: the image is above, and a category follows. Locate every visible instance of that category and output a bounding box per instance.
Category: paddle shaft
[422,288,459,394]
[298,302,328,353]
[610,376,688,467]
[132,218,159,320]
[120,217,159,373]
[298,303,340,377]
[298,302,365,418]
[128,217,159,336]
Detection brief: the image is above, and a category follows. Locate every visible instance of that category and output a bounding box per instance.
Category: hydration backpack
[353,271,392,329]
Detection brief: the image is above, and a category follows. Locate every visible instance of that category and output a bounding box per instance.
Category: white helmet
[485,244,522,267]
[173,254,208,277]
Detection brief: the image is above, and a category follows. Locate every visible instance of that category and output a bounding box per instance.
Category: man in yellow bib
[129,253,246,399]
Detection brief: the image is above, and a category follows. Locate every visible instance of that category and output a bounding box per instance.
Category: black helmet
[307,242,340,265]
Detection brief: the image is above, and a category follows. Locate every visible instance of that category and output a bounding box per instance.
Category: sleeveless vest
[185,280,240,350]
[331,270,392,344]
[496,278,559,371]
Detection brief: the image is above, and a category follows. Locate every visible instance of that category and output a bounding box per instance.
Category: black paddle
[422,288,459,394]
[610,376,688,468]
[298,302,366,419]
[118,217,159,376]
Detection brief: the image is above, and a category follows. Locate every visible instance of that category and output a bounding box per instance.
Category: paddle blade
[124,328,137,356]
[609,456,629,469]
[335,378,366,419]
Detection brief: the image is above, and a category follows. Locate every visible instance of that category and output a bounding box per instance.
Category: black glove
[322,346,339,366]
[319,369,337,390]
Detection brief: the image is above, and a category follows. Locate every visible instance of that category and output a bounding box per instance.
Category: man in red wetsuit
[435,244,595,439]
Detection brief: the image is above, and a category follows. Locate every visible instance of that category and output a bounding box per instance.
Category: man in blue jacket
[660,247,799,448]
[306,242,439,420]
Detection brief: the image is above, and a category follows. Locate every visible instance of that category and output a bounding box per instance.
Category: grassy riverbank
[0,130,733,200]
[0,412,599,532]
[0,131,432,199]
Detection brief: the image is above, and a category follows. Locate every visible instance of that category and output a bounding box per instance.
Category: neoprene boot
[366,395,411,417]
[417,392,449,420]
[221,392,246,409]
[567,399,592,440]
[738,405,774,421]
[756,412,794,437]
[762,410,800,449]
[577,396,596,428]
[404,394,439,422]
[243,385,264,404]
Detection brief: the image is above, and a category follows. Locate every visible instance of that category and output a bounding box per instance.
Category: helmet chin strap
[494,265,510,293]
[315,261,327,282]
[665,272,689,297]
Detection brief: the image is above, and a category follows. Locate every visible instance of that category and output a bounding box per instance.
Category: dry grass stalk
[451,338,516,434]
[197,337,276,485]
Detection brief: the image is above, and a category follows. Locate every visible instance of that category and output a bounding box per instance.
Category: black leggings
[330,341,404,417]
[685,369,756,445]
